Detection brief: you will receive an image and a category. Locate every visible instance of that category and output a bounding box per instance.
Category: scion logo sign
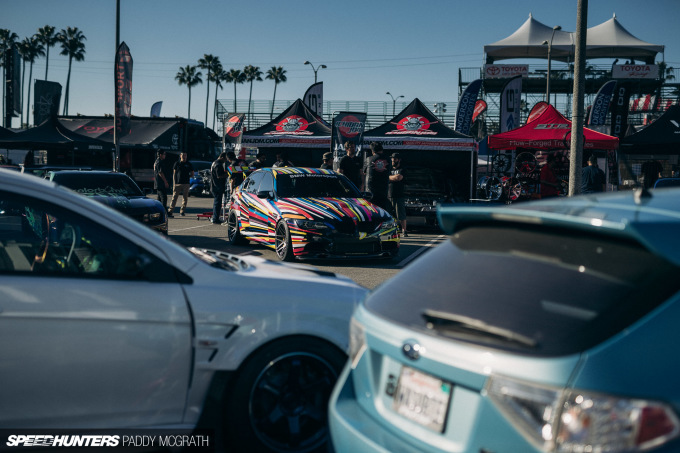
[336,115,364,138]
[266,115,314,135]
[387,115,438,135]
[224,115,245,138]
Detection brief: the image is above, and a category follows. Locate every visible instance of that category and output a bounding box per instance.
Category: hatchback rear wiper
[422,309,537,348]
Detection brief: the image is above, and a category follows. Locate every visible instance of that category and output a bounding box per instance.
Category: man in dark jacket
[169,152,194,217]
[153,150,170,213]
[581,154,605,193]
[210,152,228,224]
[364,142,391,211]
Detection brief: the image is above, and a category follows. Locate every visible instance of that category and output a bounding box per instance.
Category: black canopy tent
[620,105,680,155]
[0,117,115,167]
[363,99,477,201]
[241,99,331,167]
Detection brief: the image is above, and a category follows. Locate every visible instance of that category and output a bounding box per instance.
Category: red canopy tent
[488,105,619,151]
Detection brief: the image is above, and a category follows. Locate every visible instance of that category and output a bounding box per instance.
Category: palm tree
[37,25,58,80]
[175,65,202,119]
[0,29,19,123]
[198,54,221,126]
[213,68,228,130]
[57,26,86,116]
[224,68,245,112]
[17,36,45,127]
[243,65,262,127]
[265,66,287,120]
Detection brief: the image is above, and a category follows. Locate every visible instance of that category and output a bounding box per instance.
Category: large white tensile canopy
[484,13,664,64]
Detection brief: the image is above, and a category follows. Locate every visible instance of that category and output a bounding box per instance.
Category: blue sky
[3,0,679,128]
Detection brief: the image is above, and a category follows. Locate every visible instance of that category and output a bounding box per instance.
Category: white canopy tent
[484,13,664,64]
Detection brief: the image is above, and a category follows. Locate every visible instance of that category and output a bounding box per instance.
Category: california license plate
[393,366,452,432]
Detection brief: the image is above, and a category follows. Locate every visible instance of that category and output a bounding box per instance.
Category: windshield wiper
[422,309,537,349]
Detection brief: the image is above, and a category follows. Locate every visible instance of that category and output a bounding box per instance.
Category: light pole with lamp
[386,92,404,116]
[543,25,562,104]
[303,61,327,83]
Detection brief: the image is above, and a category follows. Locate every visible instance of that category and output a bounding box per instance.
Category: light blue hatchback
[329,188,680,453]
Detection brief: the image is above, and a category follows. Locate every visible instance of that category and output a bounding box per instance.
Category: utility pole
[568,0,587,196]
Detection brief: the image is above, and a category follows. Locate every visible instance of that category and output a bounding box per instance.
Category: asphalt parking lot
[167,194,447,289]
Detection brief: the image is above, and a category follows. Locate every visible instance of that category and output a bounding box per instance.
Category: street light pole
[545,25,562,104]
[386,91,404,116]
[304,61,327,83]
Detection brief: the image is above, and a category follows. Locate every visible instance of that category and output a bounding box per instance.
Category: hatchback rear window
[366,224,680,356]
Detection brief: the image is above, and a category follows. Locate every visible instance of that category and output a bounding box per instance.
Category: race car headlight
[294,219,330,230]
[143,212,163,223]
[375,218,397,231]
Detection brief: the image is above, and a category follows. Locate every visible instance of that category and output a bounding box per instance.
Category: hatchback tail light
[486,375,680,452]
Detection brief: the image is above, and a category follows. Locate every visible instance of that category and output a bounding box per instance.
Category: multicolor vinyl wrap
[229,168,400,259]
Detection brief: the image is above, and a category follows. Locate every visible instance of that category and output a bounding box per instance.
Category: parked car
[0,168,366,453]
[47,170,168,235]
[329,188,680,453]
[227,167,400,261]
[189,160,213,196]
[401,166,454,229]
[654,177,680,188]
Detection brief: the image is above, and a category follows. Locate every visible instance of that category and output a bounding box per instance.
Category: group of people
[154,144,409,235]
[539,153,606,197]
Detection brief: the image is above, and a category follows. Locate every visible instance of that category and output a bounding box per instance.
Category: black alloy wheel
[275,221,294,261]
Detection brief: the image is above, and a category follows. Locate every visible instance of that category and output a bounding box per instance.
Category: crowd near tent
[241,99,331,167]
[484,13,664,63]
[363,98,477,200]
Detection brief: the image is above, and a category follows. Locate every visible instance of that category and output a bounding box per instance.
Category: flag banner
[303,82,323,118]
[4,47,21,118]
[527,101,549,123]
[629,94,657,113]
[150,101,162,118]
[612,64,658,79]
[223,113,246,158]
[114,42,133,139]
[455,79,483,135]
[471,100,488,124]
[610,82,632,138]
[588,81,617,126]
[330,112,367,170]
[500,75,522,132]
[33,80,62,126]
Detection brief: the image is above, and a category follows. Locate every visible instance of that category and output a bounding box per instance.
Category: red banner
[471,100,487,124]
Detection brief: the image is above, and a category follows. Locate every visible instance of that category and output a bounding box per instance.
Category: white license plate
[393,366,452,432]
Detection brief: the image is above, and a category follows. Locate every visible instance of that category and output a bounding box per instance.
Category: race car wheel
[227,211,248,245]
[224,337,347,453]
[275,221,294,262]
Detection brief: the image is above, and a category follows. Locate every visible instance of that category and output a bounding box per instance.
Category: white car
[0,169,367,453]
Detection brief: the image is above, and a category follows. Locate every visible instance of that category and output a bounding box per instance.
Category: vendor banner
[330,112,367,170]
[471,100,487,124]
[303,82,323,118]
[114,42,133,139]
[612,64,658,79]
[500,75,522,132]
[610,82,632,138]
[33,80,62,125]
[588,80,616,126]
[150,101,162,118]
[455,79,482,135]
[484,64,529,79]
[222,113,246,158]
[527,101,549,123]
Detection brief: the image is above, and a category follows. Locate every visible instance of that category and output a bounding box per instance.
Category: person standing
[273,152,294,167]
[539,153,561,198]
[153,150,170,212]
[338,141,364,190]
[582,154,606,193]
[388,153,407,236]
[210,152,228,224]
[320,152,333,169]
[169,152,194,217]
[227,151,248,193]
[364,142,391,211]
[251,153,267,169]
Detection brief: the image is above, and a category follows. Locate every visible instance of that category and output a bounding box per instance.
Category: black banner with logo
[114,42,133,139]
[609,82,631,138]
[454,79,482,135]
[589,80,617,126]
[33,80,62,126]
[330,112,367,170]
[222,113,246,158]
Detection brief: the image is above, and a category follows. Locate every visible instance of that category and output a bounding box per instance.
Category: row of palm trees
[175,55,287,129]
[0,25,86,127]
